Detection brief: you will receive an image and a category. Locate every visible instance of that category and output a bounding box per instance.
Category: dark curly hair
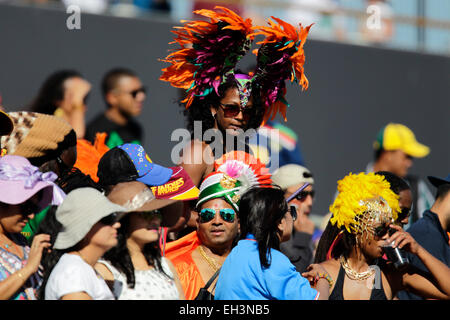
[102,214,171,289]
[29,70,83,115]
[182,70,264,137]
[238,186,288,269]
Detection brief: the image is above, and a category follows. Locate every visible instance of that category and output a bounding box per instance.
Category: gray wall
[1,4,449,217]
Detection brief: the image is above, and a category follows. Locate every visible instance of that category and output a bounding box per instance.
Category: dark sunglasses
[99,212,122,226]
[199,208,236,223]
[129,87,147,99]
[219,103,253,121]
[373,223,391,238]
[293,190,315,201]
[397,207,411,222]
[289,206,297,221]
[83,92,90,105]
[141,210,162,221]
[20,200,40,216]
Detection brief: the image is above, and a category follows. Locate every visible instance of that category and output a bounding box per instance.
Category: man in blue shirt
[397,174,450,300]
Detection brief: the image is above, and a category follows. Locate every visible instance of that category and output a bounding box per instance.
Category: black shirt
[397,210,450,300]
[85,113,143,148]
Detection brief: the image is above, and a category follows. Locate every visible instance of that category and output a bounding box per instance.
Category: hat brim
[403,142,430,158]
[133,198,176,212]
[427,175,450,188]
[137,164,173,186]
[0,180,54,209]
[53,196,127,250]
[0,110,13,136]
[151,167,200,201]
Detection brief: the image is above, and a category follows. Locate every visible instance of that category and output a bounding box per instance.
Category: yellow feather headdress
[329,172,400,234]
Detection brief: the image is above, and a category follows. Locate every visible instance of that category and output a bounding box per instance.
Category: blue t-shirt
[215,235,319,300]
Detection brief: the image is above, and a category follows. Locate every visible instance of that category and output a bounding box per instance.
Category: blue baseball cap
[116,144,173,186]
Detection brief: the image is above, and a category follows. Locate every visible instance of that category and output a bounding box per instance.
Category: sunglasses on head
[293,190,315,201]
[289,206,297,221]
[219,103,253,121]
[199,208,236,223]
[99,212,122,226]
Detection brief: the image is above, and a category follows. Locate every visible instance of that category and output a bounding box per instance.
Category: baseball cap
[373,123,430,158]
[272,164,314,190]
[427,174,450,188]
[150,166,199,201]
[0,110,13,136]
[97,143,172,187]
[53,187,127,250]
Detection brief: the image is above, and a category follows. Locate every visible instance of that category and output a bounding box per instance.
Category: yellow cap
[373,123,430,158]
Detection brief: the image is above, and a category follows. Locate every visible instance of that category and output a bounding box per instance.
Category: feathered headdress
[196,151,272,211]
[160,6,312,123]
[160,6,254,109]
[329,172,400,235]
[250,17,312,123]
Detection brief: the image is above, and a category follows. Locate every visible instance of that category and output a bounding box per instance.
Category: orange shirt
[165,231,204,300]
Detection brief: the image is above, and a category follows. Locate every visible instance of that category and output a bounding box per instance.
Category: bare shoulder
[320,259,340,280]
[179,139,214,185]
[94,262,114,282]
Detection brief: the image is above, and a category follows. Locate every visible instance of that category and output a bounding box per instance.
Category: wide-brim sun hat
[0,155,65,209]
[53,187,127,250]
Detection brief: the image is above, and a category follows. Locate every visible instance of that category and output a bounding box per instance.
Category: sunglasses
[199,208,236,223]
[141,210,162,221]
[289,206,297,221]
[129,87,147,99]
[20,200,40,216]
[292,190,315,201]
[83,92,90,105]
[99,212,122,226]
[397,207,411,222]
[373,223,391,238]
[219,103,253,121]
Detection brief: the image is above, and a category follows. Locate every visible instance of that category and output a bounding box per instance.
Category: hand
[302,263,329,284]
[387,224,421,255]
[24,234,51,275]
[63,78,91,113]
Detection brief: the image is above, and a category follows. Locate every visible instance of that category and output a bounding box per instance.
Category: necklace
[198,245,221,272]
[340,256,375,281]
[0,234,23,259]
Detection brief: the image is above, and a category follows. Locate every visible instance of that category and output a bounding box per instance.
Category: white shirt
[98,258,180,300]
[45,253,115,300]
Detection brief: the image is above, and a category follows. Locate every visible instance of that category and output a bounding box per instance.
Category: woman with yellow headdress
[305,172,450,300]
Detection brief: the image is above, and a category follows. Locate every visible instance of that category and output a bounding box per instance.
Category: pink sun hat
[0,155,66,209]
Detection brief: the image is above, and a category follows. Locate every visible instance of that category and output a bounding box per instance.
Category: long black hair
[30,70,83,115]
[238,186,288,268]
[314,217,357,264]
[102,214,171,289]
[37,205,79,300]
